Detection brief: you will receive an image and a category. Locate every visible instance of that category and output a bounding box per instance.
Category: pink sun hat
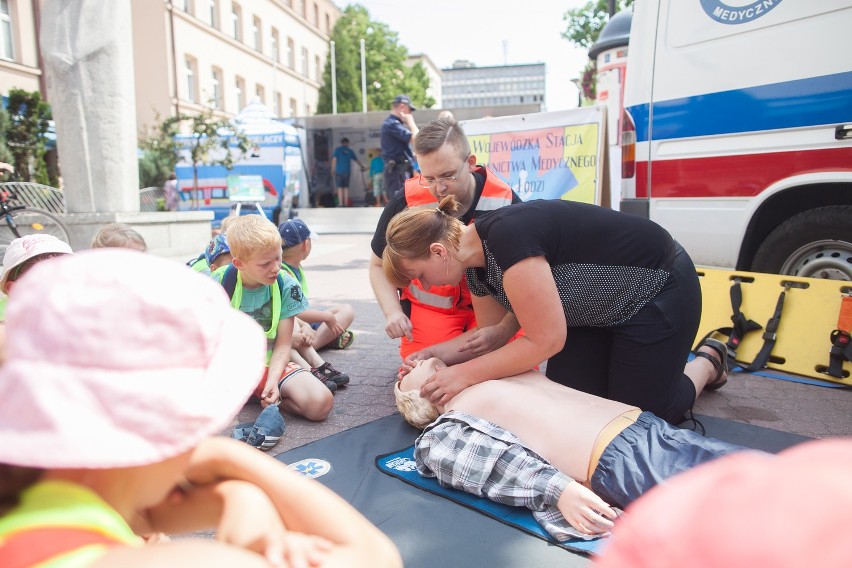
[0,234,73,294]
[0,249,266,469]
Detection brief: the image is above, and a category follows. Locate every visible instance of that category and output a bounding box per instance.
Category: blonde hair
[91,223,147,252]
[226,214,282,261]
[219,214,239,235]
[383,195,464,287]
[394,381,439,429]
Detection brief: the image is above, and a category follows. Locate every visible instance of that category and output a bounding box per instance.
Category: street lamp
[570,78,583,107]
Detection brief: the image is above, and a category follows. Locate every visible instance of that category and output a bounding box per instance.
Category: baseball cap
[204,234,231,266]
[393,94,416,111]
[279,218,319,248]
[1,234,73,294]
[595,439,852,568]
[0,249,266,469]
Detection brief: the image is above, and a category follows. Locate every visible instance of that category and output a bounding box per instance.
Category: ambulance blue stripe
[628,71,852,143]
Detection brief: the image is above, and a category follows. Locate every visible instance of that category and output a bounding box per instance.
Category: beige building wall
[130,0,340,133]
[0,0,42,95]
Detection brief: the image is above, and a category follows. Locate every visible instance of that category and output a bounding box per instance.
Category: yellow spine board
[695,268,852,385]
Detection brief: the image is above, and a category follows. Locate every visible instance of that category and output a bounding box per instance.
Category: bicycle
[0,187,71,258]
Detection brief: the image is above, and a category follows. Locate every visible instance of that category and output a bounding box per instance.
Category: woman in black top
[383,196,728,424]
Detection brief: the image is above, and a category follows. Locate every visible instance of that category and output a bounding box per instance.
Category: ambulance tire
[752,206,852,280]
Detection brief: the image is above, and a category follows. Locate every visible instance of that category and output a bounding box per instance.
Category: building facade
[132,0,340,132]
[0,0,42,97]
[0,0,339,129]
[405,53,441,108]
[441,60,545,111]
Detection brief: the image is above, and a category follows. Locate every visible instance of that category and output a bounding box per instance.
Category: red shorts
[253,362,310,398]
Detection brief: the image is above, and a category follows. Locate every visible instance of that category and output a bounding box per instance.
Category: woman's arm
[420,257,566,406]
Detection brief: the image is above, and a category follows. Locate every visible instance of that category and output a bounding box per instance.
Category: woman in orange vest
[0,251,400,568]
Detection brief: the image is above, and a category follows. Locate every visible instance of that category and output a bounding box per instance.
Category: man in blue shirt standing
[331,137,366,207]
[380,94,419,199]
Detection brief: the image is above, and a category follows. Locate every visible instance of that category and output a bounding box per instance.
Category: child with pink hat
[0,250,401,567]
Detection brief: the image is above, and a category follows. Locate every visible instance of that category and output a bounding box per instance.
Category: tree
[561,1,633,103]
[3,88,54,184]
[138,107,249,209]
[0,105,13,167]
[318,5,433,114]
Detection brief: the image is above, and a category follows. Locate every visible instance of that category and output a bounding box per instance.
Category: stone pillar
[40,0,139,214]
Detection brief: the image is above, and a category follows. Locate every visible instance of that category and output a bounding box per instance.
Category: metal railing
[0,182,65,214]
[139,186,166,212]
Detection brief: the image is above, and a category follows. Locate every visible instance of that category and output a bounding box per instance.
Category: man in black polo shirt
[380,94,419,199]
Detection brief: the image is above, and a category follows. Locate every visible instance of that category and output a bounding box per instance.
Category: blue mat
[377,446,601,554]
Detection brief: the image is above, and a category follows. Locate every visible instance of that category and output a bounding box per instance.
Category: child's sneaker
[312,362,350,387]
[231,404,286,451]
[309,367,337,392]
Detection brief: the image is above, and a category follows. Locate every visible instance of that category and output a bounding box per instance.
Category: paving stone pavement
[225,233,852,457]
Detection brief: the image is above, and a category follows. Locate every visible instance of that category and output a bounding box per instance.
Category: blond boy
[213,215,332,422]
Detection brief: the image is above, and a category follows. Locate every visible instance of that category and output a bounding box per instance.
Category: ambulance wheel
[752,206,852,281]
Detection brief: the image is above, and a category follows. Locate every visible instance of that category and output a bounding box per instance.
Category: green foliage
[0,106,13,166]
[138,106,250,207]
[3,88,52,183]
[561,0,633,49]
[318,5,432,113]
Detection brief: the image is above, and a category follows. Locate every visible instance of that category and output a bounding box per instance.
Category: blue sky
[344,0,593,111]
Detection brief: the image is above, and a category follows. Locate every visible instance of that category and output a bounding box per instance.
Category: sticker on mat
[288,459,331,478]
[384,456,417,472]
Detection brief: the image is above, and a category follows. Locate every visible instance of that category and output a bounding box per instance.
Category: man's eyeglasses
[418,156,469,188]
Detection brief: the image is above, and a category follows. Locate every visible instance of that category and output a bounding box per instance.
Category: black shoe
[309,367,337,392]
[313,362,350,387]
[695,337,729,391]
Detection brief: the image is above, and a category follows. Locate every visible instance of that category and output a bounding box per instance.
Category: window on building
[231,3,242,41]
[207,0,219,28]
[179,0,194,14]
[289,97,297,118]
[255,84,265,104]
[287,37,295,69]
[301,0,306,18]
[314,55,321,81]
[0,0,13,61]
[305,102,311,116]
[274,91,282,116]
[325,13,330,34]
[185,56,198,102]
[271,28,279,62]
[313,3,319,26]
[234,76,245,110]
[252,16,261,51]
[211,66,223,108]
[300,47,308,77]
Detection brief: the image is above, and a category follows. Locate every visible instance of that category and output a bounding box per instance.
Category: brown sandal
[695,337,729,391]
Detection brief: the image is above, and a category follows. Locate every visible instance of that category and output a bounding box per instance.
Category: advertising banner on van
[460,106,607,206]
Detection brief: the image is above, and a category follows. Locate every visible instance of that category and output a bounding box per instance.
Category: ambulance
[614,0,852,279]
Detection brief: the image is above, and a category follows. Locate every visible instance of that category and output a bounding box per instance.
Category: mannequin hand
[557,481,617,537]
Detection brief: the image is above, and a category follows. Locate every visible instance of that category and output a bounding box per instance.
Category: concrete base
[64,211,214,258]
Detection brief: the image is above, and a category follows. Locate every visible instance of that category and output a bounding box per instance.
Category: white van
[617,0,852,279]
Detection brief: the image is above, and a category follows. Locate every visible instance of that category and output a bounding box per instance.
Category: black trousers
[545,245,702,424]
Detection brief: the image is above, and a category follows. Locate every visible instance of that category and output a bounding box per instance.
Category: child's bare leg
[280,370,333,421]
[313,304,356,349]
[293,346,324,369]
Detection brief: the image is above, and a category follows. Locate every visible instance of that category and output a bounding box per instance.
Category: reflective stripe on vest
[405,282,456,310]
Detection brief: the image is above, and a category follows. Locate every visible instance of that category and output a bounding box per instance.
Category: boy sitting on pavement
[395,355,747,541]
[279,218,356,350]
[0,234,74,322]
[212,215,332,447]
